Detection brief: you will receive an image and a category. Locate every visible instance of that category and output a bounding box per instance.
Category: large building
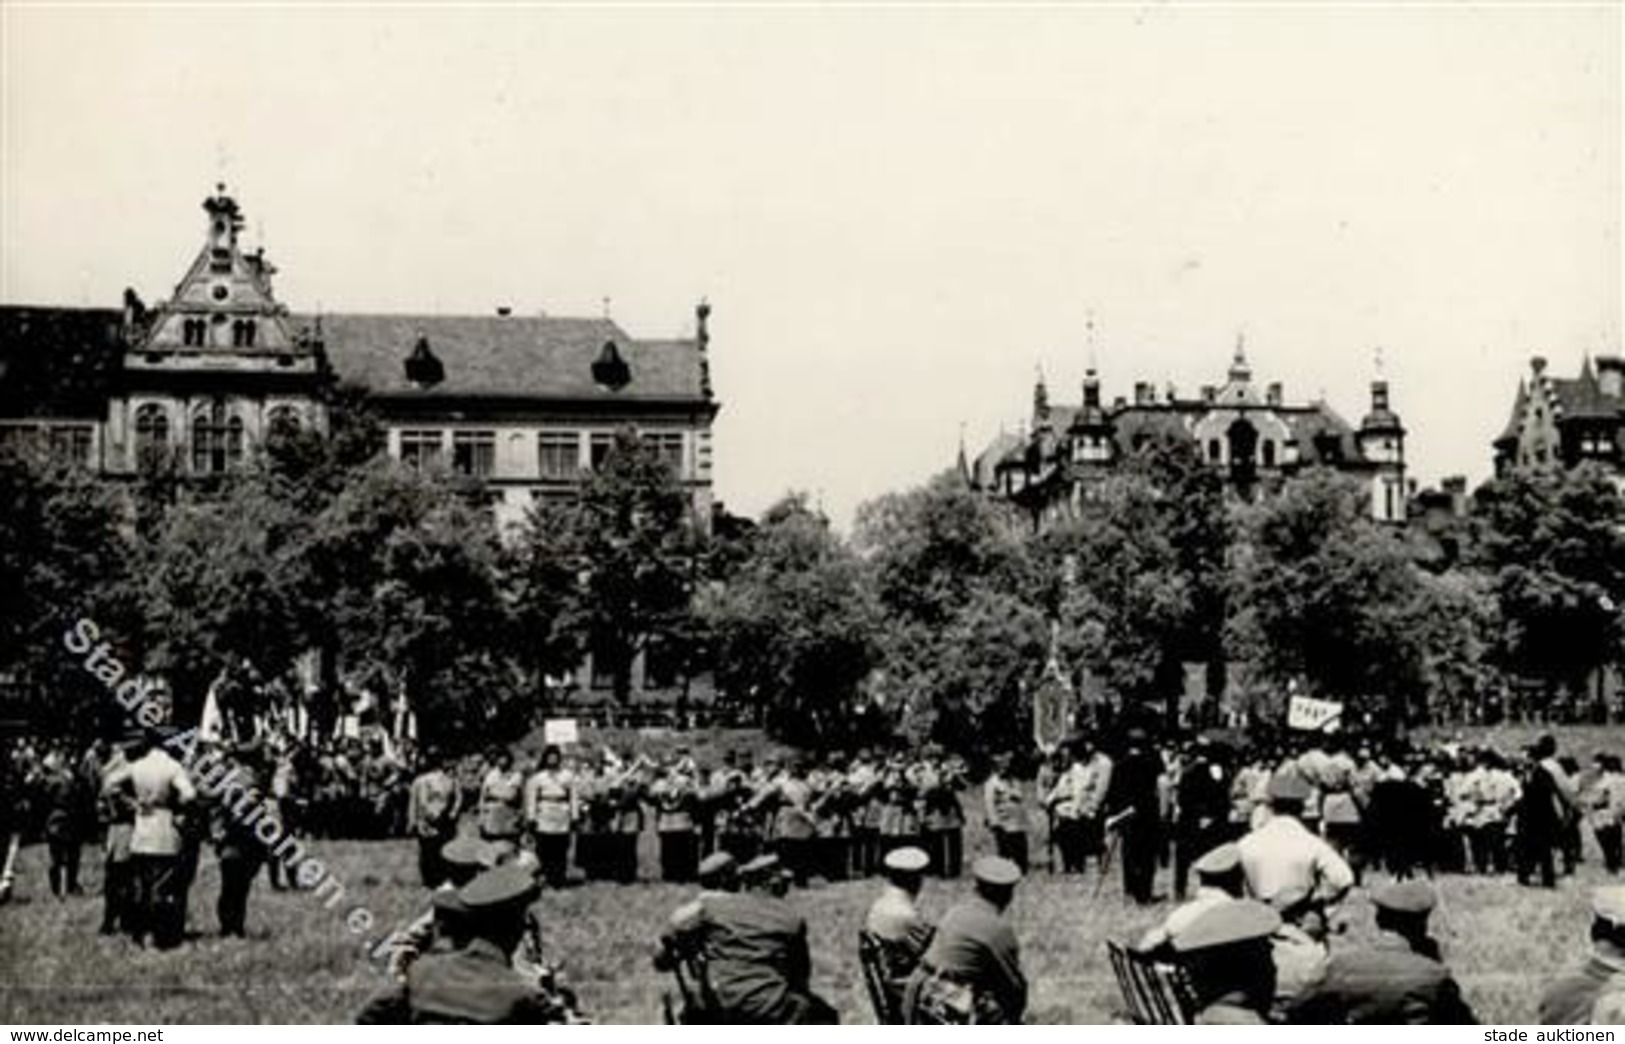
[1493,354,1625,480]
[968,340,1406,527]
[0,186,720,533]
[1,186,721,699]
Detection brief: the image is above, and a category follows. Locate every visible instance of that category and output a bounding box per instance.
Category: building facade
[968,341,1406,527]
[1493,354,1625,481]
[0,186,720,697]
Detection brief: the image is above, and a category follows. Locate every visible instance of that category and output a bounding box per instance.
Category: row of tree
[3,402,1622,752]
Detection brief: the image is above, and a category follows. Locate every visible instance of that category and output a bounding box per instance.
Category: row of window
[0,422,96,465]
[134,402,301,473]
[179,317,258,348]
[398,429,686,479]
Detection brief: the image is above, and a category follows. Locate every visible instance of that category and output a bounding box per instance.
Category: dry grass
[0,827,1612,1025]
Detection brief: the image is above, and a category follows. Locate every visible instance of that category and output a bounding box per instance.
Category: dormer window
[182,318,206,347]
[404,336,444,387]
[231,319,257,348]
[592,341,631,390]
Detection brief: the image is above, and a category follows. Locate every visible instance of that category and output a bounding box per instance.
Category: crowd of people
[3,721,1624,1025]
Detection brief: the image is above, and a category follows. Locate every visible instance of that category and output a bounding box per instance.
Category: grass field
[0,825,1614,1025]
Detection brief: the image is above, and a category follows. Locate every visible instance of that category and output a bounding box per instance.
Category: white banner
[544,717,580,746]
[1287,694,1343,732]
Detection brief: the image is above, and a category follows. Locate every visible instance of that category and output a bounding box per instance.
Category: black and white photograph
[0,0,1621,1028]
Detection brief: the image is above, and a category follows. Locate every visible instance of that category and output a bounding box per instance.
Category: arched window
[1262,440,1276,467]
[134,404,169,465]
[182,319,205,347]
[231,319,258,348]
[266,405,300,439]
[191,402,243,474]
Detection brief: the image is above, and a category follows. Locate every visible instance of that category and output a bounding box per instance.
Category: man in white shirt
[1237,769,1353,909]
[865,846,934,1020]
[104,728,197,949]
[524,745,576,888]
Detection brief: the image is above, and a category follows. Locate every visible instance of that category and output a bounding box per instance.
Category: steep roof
[1283,402,1366,464]
[309,313,708,403]
[1494,379,1528,446]
[0,306,124,418]
[969,431,1024,487]
[1548,358,1623,421]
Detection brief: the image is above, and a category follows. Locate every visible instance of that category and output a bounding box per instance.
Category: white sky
[3,3,1619,527]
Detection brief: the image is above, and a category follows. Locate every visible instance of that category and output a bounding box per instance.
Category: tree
[515,428,702,702]
[1228,468,1430,726]
[698,494,878,746]
[1468,464,1625,718]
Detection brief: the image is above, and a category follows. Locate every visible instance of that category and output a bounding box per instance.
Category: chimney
[1200,385,1217,404]
[1266,382,1283,407]
[1133,381,1153,406]
[1112,396,1127,410]
[1371,380,1390,414]
[1531,355,1547,377]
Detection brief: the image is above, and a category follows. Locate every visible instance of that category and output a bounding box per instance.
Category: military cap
[1592,886,1625,927]
[459,864,540,913]
[1192,842,1242,878]
[883,846,930,874]
[740,853,781,877]
[442,836,497,869]
[1170,899,1281,954]
[698,851,737,882]
[1372,880,1436,916]
[431,888,468,920]
[1267,768,1313,802]
[972,855,1022,888]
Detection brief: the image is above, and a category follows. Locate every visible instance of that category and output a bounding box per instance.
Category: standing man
[212,739,268,938]
[1287,882,1475,1025]
[904,856,1027,1024]
[104,728,197,949]
[478,748,525,847]
[650,756,699,884]
[1587,754,1624,876]
[524,745,577,888]
[1519,736,1577,889]
[40,747,86,898]
[984,753,1030,872]
[407,749,462,888]
[97,731,139,935]
[1109,729,1164,905]
[1173,739,1230,900]
[1237,769,1354,910]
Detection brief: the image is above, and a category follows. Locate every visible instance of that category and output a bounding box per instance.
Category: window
[452,430,496,477]
[191,402,243,474]
[538,432,580,479]
[182,319,206,347]
[231,319,257,348]
[589,432,616,470]
[642,432,685,477]
[49,425,94,465]
[1207,439,1221,462]
[135,404,169,464]
[399,429,445,470]
[266,405,301,439]
[1262,440,1276,467]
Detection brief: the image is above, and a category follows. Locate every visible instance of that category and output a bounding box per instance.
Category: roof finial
[602,295,612,320]
[1374,344,1386,378]
[1085,309,1098,371]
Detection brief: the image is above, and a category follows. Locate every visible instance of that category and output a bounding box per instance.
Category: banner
[1287,695,1343,732]
[544,718,580,747]
[1031,655,1073,752]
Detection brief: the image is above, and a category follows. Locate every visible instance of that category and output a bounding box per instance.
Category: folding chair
[1105,939,1198,1025]
[858,930,904,1025]
[661,946,720,1024]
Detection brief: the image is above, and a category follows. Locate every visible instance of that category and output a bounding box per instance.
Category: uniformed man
[1167,898,1281,1025]
[1266,887,1332,1015]
[96,731,141,936]
[1587,754,1624,875]
[406,750,462,887]
[1139,842,1246,952]
[210,739,268,938]
[657,852,838,1023]
[984,753,1029,871]
[865,846,935,1018]
[103,727,197,949]
[1109,729,1164,905]
[1173,739,1230,901]
[1288,881,1475,1025]
[478,748,524,846]
[903,855,1026,1024]
[650,757,700,884]
[1540,886,1625,1024]
[523,745,576,888]
[384,835,498,980]
[359,864,567,1024]
[1237,769,1354,909]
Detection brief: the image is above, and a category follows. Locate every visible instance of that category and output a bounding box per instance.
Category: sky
[3,3,1620,528]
